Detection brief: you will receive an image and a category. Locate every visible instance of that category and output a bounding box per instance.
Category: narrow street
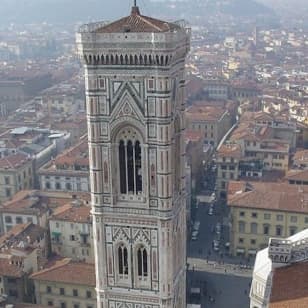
[187,164,252,307]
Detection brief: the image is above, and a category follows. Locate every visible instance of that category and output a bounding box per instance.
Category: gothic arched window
[118,138,142,194]
[118,244,128,275]
[137,246,148,277]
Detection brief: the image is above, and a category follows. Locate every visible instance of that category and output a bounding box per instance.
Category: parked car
[193,221,201,231]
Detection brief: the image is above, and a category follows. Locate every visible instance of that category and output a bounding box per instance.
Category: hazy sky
[0,0,306,26]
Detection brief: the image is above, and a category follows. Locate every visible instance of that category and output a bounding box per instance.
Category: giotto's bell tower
[76,4,190,308]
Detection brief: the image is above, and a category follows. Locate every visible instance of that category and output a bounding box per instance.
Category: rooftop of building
[270,261,308,307]
[0,190,90,215]
[30,258,95,286]
[0,257,24,278]
[285,169,308,182]
[0,153,31,170]
[186,105,227,122]
[0,223,45,248]
[217,143,242,159]
[93,6,181,34]
[228,181,308,214]
[50,203,91,224]
[294,149,308,164]
[184,130,204,143]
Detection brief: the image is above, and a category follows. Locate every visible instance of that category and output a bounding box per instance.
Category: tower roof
[94,6,180,33]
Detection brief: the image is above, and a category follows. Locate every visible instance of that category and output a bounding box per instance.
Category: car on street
[193,221,200,231]
[215,223,221,235]
[191,230,198,241]
[213,239,220,251]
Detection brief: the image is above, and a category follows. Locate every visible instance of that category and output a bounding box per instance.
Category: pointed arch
[137,245,148,277]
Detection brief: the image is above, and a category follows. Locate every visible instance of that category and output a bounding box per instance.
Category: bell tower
[76,6,190,308]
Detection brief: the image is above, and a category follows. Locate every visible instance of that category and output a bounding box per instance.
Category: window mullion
[133,143,136,194]
[125,143,128,194]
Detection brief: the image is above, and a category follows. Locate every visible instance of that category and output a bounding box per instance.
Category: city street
[187,166,253,307]
[187,270,251,307]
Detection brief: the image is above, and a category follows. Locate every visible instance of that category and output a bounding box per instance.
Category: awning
[236,248,245,253]
[248,249,257,255]
[51,231,61,236]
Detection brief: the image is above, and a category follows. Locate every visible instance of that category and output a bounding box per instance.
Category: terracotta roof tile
[217,144,242,159]
[228,181,308,213]
[51,204,91,223]
[0,153,31,169]
[0,257,24,278]
[31,258,95,286]
[270,261,308,307]
[95,7,180,33]
[285,170,308,182]
[186,105,226,122]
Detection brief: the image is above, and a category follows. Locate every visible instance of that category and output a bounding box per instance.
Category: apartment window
[221,181,226,189]
[276,225,283,236]
[60,288,65,295]
[47,301,53,306]
[263,224,270,235]
[251,239,256,245]
[55,182,61,190]
[45,182,51,189]
[5,188,11,197]
[251,212,258,218]
[230,173,234,180]
[65,183,72,190]
[16,217,23,224]
[27,217,33,223]
[238,221,245,233]
[4,176,10,185]
[290,216,297,223]
[56,222,59,228]
[60,303,66,308]
[73,305,80,308]
[305,217,308,224]
[239,211,245,217]
[221,165,227,170]
[5,216,12,223]
[289,227,297,236]
[46,286,52,293]
[9,289,18,297]
[222,172,226,179]
[277,214,283,221]
[239,238,244,244]
[86,291,92,299]
[264,213,271,220]
[70,235,76,241]
[250,223,258,234]
[73,289,78,297]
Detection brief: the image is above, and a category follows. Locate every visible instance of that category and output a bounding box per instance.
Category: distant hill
[0,0,274,26]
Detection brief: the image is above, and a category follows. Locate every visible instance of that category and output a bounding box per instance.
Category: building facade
[0,153,34,204]
[49,203,93,263]
[31,259,96,308]
[76,5,190,308]
[228,181,308,257]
